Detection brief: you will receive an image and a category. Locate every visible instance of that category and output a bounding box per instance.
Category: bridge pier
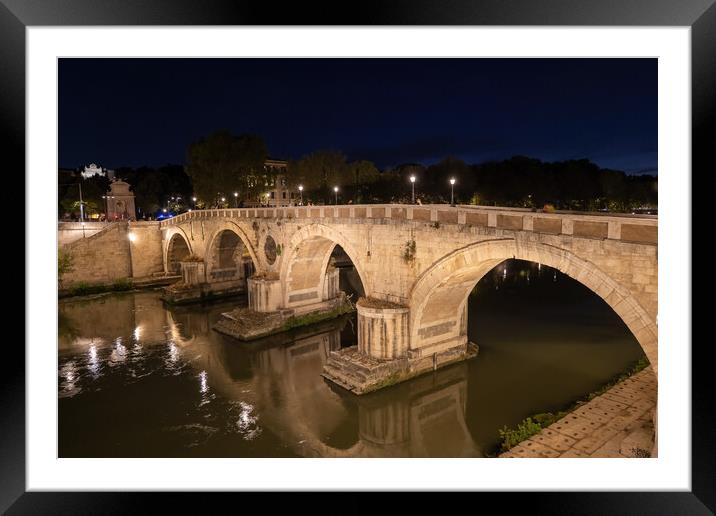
[214,269,353,340]
[247,276,283,312]
[322,298,478,394]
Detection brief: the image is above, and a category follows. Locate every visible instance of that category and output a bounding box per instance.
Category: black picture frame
[3,0,709,513]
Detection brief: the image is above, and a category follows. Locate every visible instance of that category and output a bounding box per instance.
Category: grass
[61,278,135,298]
[497,356,651,453]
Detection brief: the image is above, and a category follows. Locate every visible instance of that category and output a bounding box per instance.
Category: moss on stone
[281,298,354,331]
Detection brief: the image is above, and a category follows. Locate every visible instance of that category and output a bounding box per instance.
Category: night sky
[58,58,657,174]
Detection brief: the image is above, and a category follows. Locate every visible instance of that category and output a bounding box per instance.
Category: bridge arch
[204,222,260,282]
[279,224,370,309]
[164,228,193,274]
[409,238,658,371]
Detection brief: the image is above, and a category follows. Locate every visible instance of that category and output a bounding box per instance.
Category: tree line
[59,130,657,218]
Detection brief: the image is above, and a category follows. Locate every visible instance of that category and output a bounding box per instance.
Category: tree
[58,248,74,287]
[288,150,352,203]
[185,130,268,206]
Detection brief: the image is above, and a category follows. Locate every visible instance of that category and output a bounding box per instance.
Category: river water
[58,259,644,457]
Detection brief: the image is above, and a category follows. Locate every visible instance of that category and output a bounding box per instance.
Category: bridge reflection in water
[59,290,479,457]
[178,305,481,458]
[58,259,644,458]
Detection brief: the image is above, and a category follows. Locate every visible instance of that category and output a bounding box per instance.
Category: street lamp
[450,178,456,207]
[333,186,339,205]
[220,196,226,208]
[409,175,416,204]
[298,185,303,205]
[233,191,238,208]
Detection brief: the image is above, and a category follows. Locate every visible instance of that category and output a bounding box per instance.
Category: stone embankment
[500,367,657,458]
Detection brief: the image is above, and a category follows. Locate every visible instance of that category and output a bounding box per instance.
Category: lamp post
[233,191,238,208]
[450,178,456,207]
[220,196,226,209]
[333,186,339,205]
[409,175,416,204]
[78,182,85,222]
[298,185,303,205]
[192,196,197,209]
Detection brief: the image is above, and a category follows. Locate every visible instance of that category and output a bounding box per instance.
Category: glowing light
[450,178,456,185]
[298,185,303,191]
[162,208,167,213]
[199,370,208,394]
[192,197,197,202]
[410,175,416,183]
[221,197,226,202]
[334,186,339,192]
[133,326,142,342]
[168,341,179,363]
[88,344,100,377]
[128,233,137,242]
[234,192,238,197]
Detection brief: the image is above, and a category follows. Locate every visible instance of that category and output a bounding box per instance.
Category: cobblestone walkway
[500,367,657,458]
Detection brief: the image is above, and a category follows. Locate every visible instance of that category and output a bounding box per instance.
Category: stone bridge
[158,204,658,392]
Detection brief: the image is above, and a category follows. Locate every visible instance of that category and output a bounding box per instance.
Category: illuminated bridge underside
[158,204,658,392]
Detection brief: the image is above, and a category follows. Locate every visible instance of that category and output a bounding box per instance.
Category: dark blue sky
[59,58,657,174]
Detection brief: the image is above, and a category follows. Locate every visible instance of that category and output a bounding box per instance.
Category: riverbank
[58,274,180,299]
[499,365,657,458]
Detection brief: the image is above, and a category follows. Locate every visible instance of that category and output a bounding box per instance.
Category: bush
[58,249,74,285]
[498,418,543,451]
[112,278,133,291]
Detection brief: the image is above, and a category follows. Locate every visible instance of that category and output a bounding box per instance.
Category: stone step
[323,363,368,384]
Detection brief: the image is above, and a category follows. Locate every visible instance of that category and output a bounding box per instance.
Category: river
[58,259,644,457]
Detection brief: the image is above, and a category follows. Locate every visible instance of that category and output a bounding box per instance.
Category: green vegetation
[403,239,416,263]
[58,248,75,286]
[112,278,133,291]
[497,356,651,452]
[366,371,406,392]
[281,298,354,331]
[61,278,135,298]
[185,130,268,207]
[432,221,441,229]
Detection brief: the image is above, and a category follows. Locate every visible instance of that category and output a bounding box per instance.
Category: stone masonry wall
[60,221,164,287]
[60,223,132,287]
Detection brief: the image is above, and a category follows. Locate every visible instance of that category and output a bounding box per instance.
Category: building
[245,158,298,207]
[81,163,116,180]
[105,179,136,220]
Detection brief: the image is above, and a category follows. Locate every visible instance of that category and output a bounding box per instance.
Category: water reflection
[58,291,480,457]
[59,260,645,458]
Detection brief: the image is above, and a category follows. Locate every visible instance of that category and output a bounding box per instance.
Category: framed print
[3,0,711,512]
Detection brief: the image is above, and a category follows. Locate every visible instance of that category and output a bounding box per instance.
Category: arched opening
[281,225,368,311]
[409,240,657,454]
[166,233,191,274]
[409,239,657,369]
[328,244,366,300]
[207,229,255,284]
